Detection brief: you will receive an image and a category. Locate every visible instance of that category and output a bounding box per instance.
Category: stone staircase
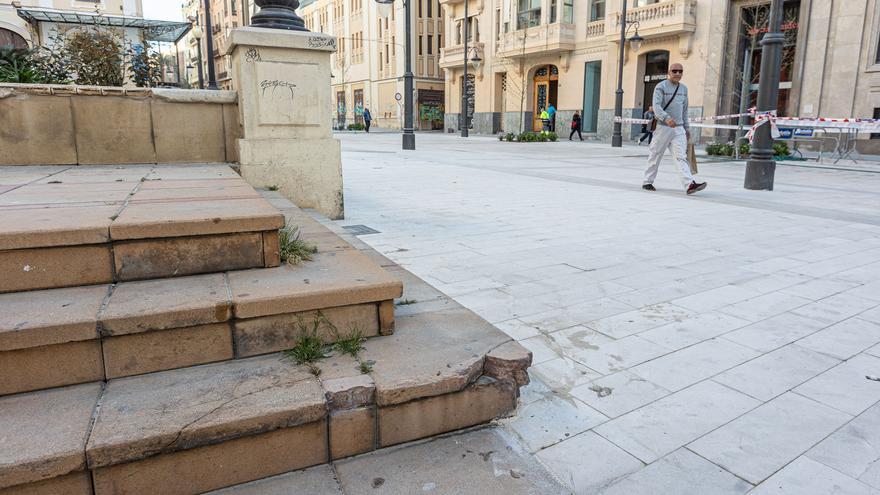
[0,164,532,495]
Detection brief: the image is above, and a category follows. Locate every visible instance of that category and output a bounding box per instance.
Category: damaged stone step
[0,164,285,293]
[0,330,532,495]
[0,248,402,396]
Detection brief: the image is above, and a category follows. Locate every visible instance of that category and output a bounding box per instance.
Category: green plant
[395,299,417,306]
[772,141,790,156]
[282,314,333,372]
[546,132,558,142]
[738,142,751,156]
[719,143,735,157]
[333,327,366,357]
[504,132,515,142]
[62,29,126,86]
[283,330,327,365]
[128,45,162,88]
[347,122,365,131]
[705,143,722,156]
[279,224,318,265]
[359,360,374,374]
[0,46,41,83]
[266,184,279,191]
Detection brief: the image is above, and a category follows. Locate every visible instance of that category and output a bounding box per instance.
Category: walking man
[547,104,557,132]
[642,63,706,195]
[363,108,372,133]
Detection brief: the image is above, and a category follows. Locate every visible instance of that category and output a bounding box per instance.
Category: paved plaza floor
[327,132,880,494]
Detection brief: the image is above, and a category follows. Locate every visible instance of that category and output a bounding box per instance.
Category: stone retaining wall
[0,84,239,165]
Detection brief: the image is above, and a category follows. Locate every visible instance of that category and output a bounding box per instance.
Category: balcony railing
[611,0,696,37]
[586,20,604,40]
[497,22,576,58]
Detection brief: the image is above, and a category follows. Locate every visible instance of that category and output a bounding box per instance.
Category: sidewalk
[333,132,880,494]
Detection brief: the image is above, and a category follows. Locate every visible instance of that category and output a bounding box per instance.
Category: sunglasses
[670,69,684,74]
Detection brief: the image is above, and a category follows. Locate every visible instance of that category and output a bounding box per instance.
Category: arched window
[0,28,28,49]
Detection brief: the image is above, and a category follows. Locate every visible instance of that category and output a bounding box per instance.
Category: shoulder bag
[649,83,680,132]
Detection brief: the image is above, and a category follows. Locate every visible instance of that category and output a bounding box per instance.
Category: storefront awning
[16,7,192,43]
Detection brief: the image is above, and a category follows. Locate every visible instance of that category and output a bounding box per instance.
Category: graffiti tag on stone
[245,48,262,62]
[308,36,337,49]
[260,79,297,98]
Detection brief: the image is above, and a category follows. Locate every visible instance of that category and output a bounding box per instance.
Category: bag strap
[662,83,680,112]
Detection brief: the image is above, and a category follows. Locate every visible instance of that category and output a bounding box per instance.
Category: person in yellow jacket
[540,108,551,134]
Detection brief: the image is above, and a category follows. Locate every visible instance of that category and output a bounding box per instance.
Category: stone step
[0,247,402,397]
[0,310,531,495]
[0,164,285,293]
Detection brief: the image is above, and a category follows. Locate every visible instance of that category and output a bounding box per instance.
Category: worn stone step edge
[0,229,283,294]
[0,342,532,494]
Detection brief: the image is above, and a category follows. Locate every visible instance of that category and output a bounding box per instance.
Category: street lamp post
[203,0,218,89]
[744,0,784,190]
[189,21,206,89]
[611,0,643,147]
[376,0,415,150]
[461,0,469,137]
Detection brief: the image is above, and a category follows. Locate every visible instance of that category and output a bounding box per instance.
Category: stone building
[440,0,880,151]
[181,0,255,90]
[299,0,446,130]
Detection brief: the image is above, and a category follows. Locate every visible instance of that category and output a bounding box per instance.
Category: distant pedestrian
[642,63,707,195]
[569,112,583,141]
[363,108,372,133]
[540,108,551,134]
[639,106,654,145]
[547,104,557,132]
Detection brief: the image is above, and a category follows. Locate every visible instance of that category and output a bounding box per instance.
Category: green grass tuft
[279,224,318,265]
[359,360,374,374]
[395,299,417,306]
[266,184,279,191]
[333,326,366,357]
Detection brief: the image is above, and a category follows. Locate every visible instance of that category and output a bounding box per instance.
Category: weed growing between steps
[279,224,318,265]
[282,312,375,376]
[395,299,417,306]
[333,326,366,357]
[266,184,279,191]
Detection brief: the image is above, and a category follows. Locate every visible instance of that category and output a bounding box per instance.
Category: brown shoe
[686,181,707,195]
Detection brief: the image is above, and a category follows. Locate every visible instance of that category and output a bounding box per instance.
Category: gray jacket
[652,80,689,131]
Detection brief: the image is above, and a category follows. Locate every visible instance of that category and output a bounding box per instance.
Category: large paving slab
[0,383,102,490]
[85,355,325,468]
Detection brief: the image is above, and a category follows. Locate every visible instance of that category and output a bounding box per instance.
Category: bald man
[642,63,707,195]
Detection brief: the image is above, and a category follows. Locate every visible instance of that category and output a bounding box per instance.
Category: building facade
[1,0,144,48]
[439,0,880,152]
[299,0,445,130]
[181,0,254,90]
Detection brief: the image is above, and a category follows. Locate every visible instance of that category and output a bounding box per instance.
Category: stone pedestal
[228,27,343,219]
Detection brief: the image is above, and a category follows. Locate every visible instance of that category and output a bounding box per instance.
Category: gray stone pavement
[292,133,880,494]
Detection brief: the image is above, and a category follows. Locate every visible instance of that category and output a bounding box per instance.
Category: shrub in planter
[347,123,365,131]
[504,132,515,142]
[772,141,790,156]
[739,142,751,156]
[705,143,723,156]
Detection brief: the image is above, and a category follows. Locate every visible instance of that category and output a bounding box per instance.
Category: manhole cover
[343,225,381,236]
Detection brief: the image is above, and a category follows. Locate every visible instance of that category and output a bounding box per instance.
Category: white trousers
[643,125,695,189]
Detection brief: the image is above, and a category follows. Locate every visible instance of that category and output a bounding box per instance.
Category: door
[582,61,601,132]
[533,81,549,131]
[642,51,669,112]
[531,65,559,131]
